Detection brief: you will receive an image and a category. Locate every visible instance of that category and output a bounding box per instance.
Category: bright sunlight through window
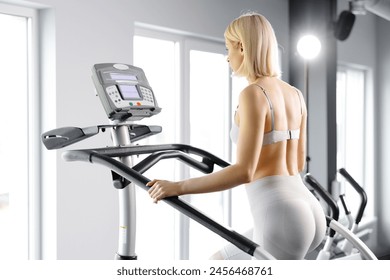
[0,12,30,260]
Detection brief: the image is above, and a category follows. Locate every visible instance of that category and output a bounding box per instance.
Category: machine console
[92,63,161,121]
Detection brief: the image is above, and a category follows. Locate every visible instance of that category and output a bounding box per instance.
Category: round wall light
[297,35,322,60]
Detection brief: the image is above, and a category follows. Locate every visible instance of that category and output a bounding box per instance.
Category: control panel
[92,63,162,121]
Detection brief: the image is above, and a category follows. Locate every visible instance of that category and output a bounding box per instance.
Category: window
[187,43,230,260]
[133,27,234,260]
[0,4,39,260]
[336,66,374,218]
[133,35,178,261]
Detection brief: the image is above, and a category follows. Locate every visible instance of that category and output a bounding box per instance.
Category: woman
[147,12,326,260]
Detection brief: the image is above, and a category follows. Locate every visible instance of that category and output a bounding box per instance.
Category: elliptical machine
[42,63,376,260]
[42,63,275,260]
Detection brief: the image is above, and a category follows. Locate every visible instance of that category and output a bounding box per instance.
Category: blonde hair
[224,12,281,80]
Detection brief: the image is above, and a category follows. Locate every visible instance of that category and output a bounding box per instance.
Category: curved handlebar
[338,168,367,224]
[325,216,377,260]
[61,147,377,260]
[62,147,275,259]
[133,150,215,174]
[63,144,230,173]
[87,144,230,168]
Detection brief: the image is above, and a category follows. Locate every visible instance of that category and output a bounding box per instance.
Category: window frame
[336,63,375,219]
[0,3,41,260]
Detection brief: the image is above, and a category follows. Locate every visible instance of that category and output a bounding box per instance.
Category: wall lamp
[297,35,322,60]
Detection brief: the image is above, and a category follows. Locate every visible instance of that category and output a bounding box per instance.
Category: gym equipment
[42,63,377,260]
[304,173,377,260]
[42,63,275,260]
[335,168,370,254]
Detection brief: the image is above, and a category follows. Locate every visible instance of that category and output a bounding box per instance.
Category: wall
[337,1,377,67]
[8,0,289,259]
[377,16,390,256]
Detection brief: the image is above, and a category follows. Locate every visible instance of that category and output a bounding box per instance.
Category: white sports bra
[230,84,302,146]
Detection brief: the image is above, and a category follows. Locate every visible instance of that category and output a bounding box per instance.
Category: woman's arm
[148,85,267,202]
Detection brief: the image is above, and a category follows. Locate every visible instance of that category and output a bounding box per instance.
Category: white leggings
[220,174,326,260]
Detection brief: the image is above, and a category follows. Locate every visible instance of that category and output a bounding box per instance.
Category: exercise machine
[42,63,275,260]
[334,168,371,255]
[42,63,377,260]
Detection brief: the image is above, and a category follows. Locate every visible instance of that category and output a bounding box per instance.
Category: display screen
[110,73,137,81]
[118,85,141,100]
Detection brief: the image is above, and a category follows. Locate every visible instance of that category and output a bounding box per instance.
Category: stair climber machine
[41,63,377,260]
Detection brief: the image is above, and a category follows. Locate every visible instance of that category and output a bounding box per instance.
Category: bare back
[235,77,307,180]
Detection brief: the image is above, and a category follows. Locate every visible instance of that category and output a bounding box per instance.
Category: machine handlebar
[63,147,262,258]
[338,168,368,224]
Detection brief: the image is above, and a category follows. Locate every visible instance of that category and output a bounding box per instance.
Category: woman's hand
[146,179,183,203]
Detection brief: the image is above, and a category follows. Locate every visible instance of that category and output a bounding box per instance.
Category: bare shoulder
[277,79,301,94]
[239,83,269,107]
[276,80,307,115]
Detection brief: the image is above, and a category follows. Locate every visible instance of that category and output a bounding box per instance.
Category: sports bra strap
[254,84,275,131]
[252,83,302,146]
[294,87,303,115]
